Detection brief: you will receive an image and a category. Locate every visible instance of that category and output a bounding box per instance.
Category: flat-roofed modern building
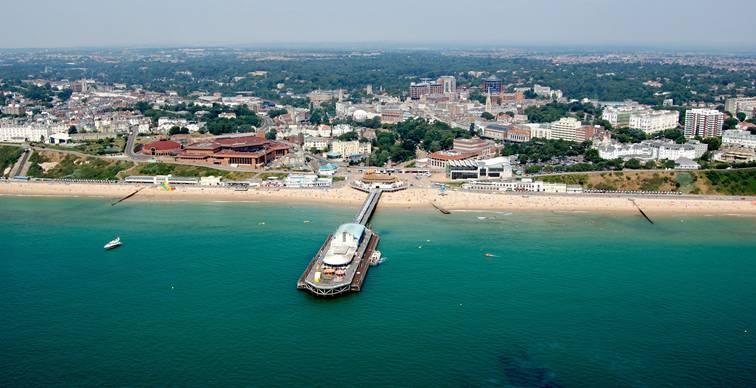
[446,156,512,180]
[550,117,583,142]
[722,129,756,149]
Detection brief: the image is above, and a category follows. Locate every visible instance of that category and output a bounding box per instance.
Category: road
[125,129,152,161]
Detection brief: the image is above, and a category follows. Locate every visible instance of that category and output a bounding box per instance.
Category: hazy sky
[3,0,755,49]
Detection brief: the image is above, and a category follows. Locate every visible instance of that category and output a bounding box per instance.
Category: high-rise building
[549,117,583,142]
[437,76,456,95]
[409,81,444,100]
[684,109,723,139]
[482,76,503,94]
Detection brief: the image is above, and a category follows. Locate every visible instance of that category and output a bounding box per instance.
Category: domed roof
[353,110,368,122]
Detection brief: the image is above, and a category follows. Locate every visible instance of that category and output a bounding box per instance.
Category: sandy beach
[1,181,755,216]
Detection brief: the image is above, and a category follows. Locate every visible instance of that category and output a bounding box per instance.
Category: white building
[522,123,552,140]
[0,124,66,143]
[157,117,189,132]
[304,137,329,151]
[550,117,583,142]
[628,110,679,134]
[446,157,513,180]
[330,140,372,158]
[284,174,332,188]
[675,157,700,170]
[722,130,756,149]
[322,223,365,266]
[684,109,723,139]
[463,178,581,193]
[596,140,707,161]
[533,84,562,100]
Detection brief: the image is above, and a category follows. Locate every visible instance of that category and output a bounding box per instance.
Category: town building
[550,117,583,142]
[628,110,679,134]
[481,76,503,94]
[724,97,756,116]
[284,174,332,188]
[684,109,723,138]
[533,84,563,100]
[304,137,329,151]
[330,140,372,160]
[1,104,25,116]
[522,123,552,140]
[596,140,707,161]
[674,157,700,170]
[0,124,67,143]
[446,157,512,180]
[480,124,510,141]
[141,140,183,156]
[427,150,478,169]
[437,76,457,96]
[452,138,497,157]
[462,178,581,193]
[175,135,289,167]
[601,106,635,127]
[722,129,756,149]
[409,81,444,100]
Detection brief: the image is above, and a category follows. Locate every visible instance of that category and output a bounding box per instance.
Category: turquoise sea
[1,196,755,387]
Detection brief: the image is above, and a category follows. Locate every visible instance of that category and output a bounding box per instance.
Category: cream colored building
[549,117,582,142]
[331,140,372,158]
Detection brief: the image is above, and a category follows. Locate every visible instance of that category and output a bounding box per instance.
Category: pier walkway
[354,189,382,226]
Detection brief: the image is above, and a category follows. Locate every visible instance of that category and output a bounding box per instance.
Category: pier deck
[297,188,384,297]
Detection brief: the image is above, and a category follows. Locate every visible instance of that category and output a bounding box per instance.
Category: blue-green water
[1,197,755,387]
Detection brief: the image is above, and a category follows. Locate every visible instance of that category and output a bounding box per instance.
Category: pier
[297,172,408,297]
[297,188,383,297]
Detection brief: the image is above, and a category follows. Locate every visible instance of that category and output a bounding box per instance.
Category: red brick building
[175,136,289,167]
[142,140,183,156]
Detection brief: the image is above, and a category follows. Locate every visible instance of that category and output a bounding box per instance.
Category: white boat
[369,250,384,266]
[104,236,122,250]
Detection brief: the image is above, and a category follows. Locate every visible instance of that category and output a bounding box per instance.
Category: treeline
[4,50,754,106]
[524,102,602,123]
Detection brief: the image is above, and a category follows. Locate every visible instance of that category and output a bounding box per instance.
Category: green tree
[267,108,288,118]
[584,148,602,163]
[337,131,358,141]
[701,137,721,151]
[624,158,642,169]
[168,126,189,135]
[737,112,747,122]
[265,129,277,140]
[723,117,739,130]
[67,125,78,134]
[644,160,657,169]
[481,112,495,120]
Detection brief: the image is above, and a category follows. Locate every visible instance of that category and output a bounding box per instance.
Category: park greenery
[524,102,602,123]
[368,118,469,166]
